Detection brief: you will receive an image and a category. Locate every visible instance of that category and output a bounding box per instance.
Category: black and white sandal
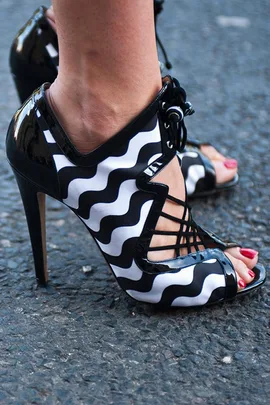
[6,76,265,307]
[179,145,239,198]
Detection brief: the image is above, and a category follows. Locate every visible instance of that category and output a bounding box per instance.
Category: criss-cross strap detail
[149,189,207,255]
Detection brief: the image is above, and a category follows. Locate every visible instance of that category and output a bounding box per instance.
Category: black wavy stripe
[46,115,158,196]
[207,287,226,304]
[90,192,153,244]
[117,260,224,304]
[103,238,138,268]
[58,165,98,197]
[48,143,63,155]
[72,141,161,218]
[158,260,224,306]
[56,140,131,200]
[180,153,203,180]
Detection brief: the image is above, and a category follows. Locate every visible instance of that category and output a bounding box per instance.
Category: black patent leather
[196,150,216,192]
[140,248,238,300]
[6,87,61,200]
[10,6,58,101]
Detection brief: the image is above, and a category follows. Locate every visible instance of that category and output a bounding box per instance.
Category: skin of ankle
[48,0,162,153]
[47,67,161,154]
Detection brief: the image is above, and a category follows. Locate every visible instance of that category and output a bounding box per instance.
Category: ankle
[47,74,162,154]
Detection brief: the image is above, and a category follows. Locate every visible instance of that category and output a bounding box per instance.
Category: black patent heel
[13,170,48,286]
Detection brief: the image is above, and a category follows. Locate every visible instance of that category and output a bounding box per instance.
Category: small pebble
[221,356,232,364]
[82,265,92,274]
[54,219,65,227]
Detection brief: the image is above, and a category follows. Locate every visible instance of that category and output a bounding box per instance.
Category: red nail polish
[238,280,246,289]
[248,270,255,278]
[224,159,238,169]
[240,248,258,259]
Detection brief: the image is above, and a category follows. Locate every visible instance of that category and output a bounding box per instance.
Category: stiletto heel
[13,170,48,286]
[6,77,266,307]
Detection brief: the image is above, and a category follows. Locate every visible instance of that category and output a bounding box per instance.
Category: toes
[200,145,227,162]
[226,247,259,269]
[198,144,238,185]
[212,160,238,185]
[225,252,256,291]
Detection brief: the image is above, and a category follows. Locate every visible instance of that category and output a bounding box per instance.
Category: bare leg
[47,0,258,289]
[48,0,161,153]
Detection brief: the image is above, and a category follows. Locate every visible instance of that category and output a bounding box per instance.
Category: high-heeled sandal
[6,76,265,307]
[179,146,239,198]
[9,5,238,199]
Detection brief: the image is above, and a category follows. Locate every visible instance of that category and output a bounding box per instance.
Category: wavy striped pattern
[95,200,153,257]
[37,110,228,307]
[61,123,161,209]
[123,259,226,306]
[38,115,161,268]
[178,150,205,196]
[81,179,137,233]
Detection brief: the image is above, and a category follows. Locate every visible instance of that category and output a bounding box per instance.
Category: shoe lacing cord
[148,194,208,257]
[154,0,172,70]
[148,78,205,257]
[161,77,195,153]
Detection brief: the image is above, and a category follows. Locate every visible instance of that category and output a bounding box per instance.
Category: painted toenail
[238,280,246,289]
[240,248,258,259]
[224,159,238,169]
[248,270,255,278]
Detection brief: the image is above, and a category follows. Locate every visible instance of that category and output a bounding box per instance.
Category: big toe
[213,160,238,184]
[200,144,226,161]
[226,247,259,270]
[225,251,257,291]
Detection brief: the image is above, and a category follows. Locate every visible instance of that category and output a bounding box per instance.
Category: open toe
[212,160,238,185]
[179,147,239,198]
[225,252,256,289]
[226,247,259,270]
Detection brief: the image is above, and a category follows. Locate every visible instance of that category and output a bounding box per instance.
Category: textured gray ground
[0,0,269,404]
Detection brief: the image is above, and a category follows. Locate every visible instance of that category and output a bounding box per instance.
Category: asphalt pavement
[0,0,269,404]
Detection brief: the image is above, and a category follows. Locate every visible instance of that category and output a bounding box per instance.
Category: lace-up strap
[154,0,172,69]
[160,77,195,152]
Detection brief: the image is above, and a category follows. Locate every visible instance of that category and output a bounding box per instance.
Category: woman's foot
[200,144,238,185]
[146,156,257,292]
[47,79,258,294]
